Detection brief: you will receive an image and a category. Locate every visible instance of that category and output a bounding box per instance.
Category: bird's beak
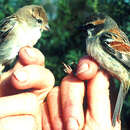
[42,24,50,31]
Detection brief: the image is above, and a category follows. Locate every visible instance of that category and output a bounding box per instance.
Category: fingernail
[13,70,28,82]
[25,47,35,57]
[77,63,89,74]
[66,118,79,130]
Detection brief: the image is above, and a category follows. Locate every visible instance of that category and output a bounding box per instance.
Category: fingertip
[61,74,80,83]
[19,46,45,66]
[11,67,31,90]
[76,56,98,80]
[11,65,55,90]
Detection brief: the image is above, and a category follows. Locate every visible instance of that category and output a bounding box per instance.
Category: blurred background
[0,0,129,129]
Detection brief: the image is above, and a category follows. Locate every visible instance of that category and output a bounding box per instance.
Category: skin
[0,47,121,130]
[44,56,121,130]
[0,46,55,130]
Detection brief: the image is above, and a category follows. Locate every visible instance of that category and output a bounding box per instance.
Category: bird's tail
[129,72,130,85]
[112,81,128,127]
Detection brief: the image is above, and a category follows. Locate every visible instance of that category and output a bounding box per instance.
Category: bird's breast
[15,25,41,47]
[5,24,41,61]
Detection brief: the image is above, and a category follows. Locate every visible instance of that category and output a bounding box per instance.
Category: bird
[80,13,130,127]
[0,5,49,73]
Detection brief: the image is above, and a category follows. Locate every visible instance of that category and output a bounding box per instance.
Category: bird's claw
[63,62,73,74]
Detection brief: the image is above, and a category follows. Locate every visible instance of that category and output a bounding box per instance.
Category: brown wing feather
[109,28,130,46]
[109,41,130,52]
[100,28,130,68]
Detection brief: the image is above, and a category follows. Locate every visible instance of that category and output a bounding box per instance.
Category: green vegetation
[0,0,129,129]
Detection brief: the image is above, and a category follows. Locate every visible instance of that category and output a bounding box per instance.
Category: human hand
[43,56,121,130]
[0,46,55,130]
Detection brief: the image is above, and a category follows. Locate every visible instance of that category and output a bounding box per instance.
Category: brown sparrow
[80,13,130,126]
[0,5,49,72]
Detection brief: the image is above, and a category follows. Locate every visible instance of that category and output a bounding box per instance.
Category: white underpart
[9,22,41,59]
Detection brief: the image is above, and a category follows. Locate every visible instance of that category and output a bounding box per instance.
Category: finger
[14,46,45,70]
[47,87,64,130]
[0,115,37,130]
[0,47,48,97]
[42,103,52,130]
[0,93,42,130]
[11,65,55,93]
[85,70,112,129]
[0,47,45,88]
[76,56,98,80]
[1,66,54,97]
[61,75,85,130]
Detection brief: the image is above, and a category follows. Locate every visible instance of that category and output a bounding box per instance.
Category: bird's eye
[79,23,95,32]
[84,24,95,29]
[37,19,43,24]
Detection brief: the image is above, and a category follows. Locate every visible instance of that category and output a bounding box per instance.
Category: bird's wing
[100,28,130,69]
[0,15,17,45]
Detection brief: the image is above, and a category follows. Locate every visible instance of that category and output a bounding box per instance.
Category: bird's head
[79,13,118,38]
[15,5,50,32]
